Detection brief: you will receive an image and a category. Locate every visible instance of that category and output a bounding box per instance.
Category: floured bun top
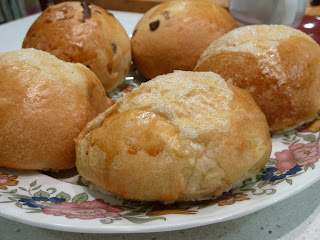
[195,24,320,132]
[131,0,238,79]
[0,48,108,170]
[22,1,132,93]
[75,71,271,203]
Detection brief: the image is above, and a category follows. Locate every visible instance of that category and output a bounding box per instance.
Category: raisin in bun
[75,71,271,203]
[195,25,320,133]
[22,1,131,93]
[0,49,109,170]
[131,0,238,80]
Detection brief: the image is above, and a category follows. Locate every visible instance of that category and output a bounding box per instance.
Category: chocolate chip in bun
[0,48,109,170]
[22,1,131,93]
[195,24,320,133]
[75,71,271,203]
[131,0,238,80]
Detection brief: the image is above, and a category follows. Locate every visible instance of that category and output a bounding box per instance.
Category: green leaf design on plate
[10,189,17,193]
[239,182,256,191]
[19,187,27,191]
[72,192,88,203]
[26,209,43,213]
[46,188,57,194]
[292,139,300,145]
[122,211,145,217]
[123,216,166,224]
[295,132,316,142]
[8,197,17,201]
[11,194,31,199]
[56,191,71,202]
[283,133,290,139]
[266,189,276,195]
[268,158,278,164]
[281,139,290,144]
[258,180,269,188]
[281,138,290,141]
[252,188,276,195]
[286,179,293,185]
[303,135,317,142]
[310,163,315,170]
[252,189,266,195]
[34,190,50,198]
[273,179,285,185]
[31,185,41,191]
[0,201,15,203]
[121,206,151,217]
[15,202,23,208]
[100,218,114,224]
[30,180,37,187]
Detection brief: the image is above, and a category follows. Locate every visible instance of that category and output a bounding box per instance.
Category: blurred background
[0,0,319,25]
[0,0,41,24]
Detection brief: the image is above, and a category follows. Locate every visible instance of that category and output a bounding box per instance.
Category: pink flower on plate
[43,199,123,220]
[275,141,320,171]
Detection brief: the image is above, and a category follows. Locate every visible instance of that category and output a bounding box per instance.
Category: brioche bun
[75,71,271,203]
[22,1,131,93]
[195,25,320,132]
[131,0,238,79]
[0,48,108,170]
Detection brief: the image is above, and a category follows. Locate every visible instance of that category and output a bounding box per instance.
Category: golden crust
[306,5,320,16]
[195,25,320,133]
[131,0,238,79]
[0,48,108,170]
[22,1,131,93]
[75,71,271,202]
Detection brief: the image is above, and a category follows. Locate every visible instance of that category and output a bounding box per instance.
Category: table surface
[1,11,320,240]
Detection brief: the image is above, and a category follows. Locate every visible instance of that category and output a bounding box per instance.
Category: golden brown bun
[131,0,238,79]
[306,4,320,16]
[75,71,271,202]
[195,25,320,133]
[22,1,131,93]
[0,48,108,170]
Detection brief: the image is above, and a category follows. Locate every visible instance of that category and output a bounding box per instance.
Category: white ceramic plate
[1,128,320,233]
[1,10,320,234]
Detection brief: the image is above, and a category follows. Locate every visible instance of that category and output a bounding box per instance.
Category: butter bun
[131,0,238,79]
[0,48,108,170]
[75,71,271,203]
[22,1,131,93]
[195,25,320,132]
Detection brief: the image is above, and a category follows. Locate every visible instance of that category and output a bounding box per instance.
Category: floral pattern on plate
[1,124,320,228]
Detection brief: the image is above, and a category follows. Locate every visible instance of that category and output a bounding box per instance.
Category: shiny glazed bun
[75,71,271,203]
[131,0,238,79]
[195,25,320,133]
[0,49,108,170]
[22,1,131,93]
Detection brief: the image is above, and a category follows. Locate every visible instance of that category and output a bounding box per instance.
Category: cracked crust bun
[22,1,131,93]
[75,71,271,203]
[131,0,238,80]
[0,48,108,170]
[195,25,320,133]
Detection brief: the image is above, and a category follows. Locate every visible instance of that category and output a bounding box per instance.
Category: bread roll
[75,71,271,203]
[195,25,320,132]
[131,0,238,79]
[0,48,108,170]
[22,1,131,93]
